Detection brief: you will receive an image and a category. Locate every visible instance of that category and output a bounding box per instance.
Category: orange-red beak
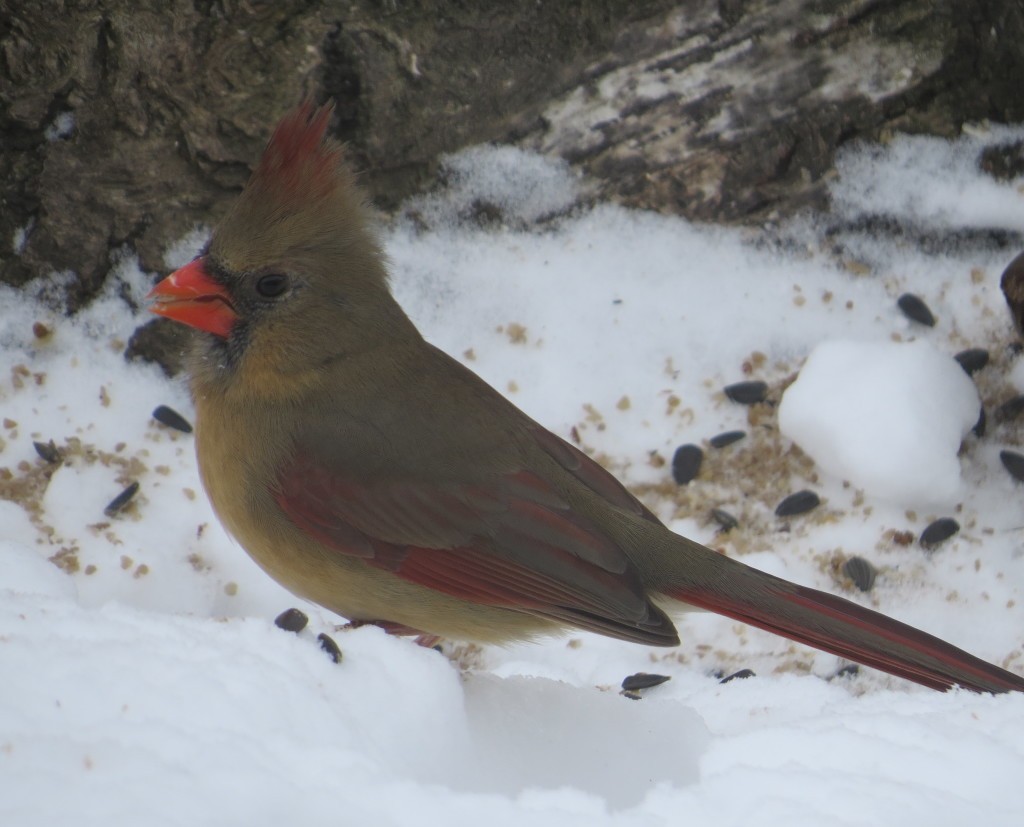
[147,257,238,339]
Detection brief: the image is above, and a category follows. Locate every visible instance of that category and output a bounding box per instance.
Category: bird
[149,101,1024,694]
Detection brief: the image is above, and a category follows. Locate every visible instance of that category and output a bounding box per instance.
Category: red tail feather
[666,578,1024,693]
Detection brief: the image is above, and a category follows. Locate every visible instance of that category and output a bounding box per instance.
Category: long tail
[660,544,1024,693]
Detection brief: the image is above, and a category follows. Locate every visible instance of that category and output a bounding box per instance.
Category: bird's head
[148,101,414,396]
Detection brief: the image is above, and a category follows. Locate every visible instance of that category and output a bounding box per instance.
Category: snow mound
[778,339,980,506]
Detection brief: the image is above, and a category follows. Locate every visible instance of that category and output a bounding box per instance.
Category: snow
[403,144,580,227]
[831,124,1024,233]
[3,123,1024,825]
[778,339,981,506]
[43,111,75,141]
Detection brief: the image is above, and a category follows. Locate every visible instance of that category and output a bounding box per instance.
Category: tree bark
[2,0,1023,313]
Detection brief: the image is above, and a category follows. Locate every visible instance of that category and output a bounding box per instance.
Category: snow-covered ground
[3,124,1024,826]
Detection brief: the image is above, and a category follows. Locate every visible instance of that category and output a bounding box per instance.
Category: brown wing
[273,429,678,645]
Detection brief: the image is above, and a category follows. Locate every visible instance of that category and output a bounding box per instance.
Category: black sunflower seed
[720,668,756,684]
[621,672,671,691]
[711,508,739,531]
[842,556,877,592]
[671,444,703,485]
[775,490,820,517]
[33,439,62,464]
[1000,450,1024,483]
[709,430,746,448]
[104,481,139,517]
[152,405,193,433]
[997,395,1024,422]
[919,517,960,548]
[954,348,989,375]
[318,633,343,664]
[723,381,768,405]
[832,664,860,681]
[274,608,309,633]
[973,406,986,438]
[897,293,936,327]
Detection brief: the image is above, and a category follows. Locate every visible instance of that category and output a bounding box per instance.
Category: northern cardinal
[149,102,1024,693]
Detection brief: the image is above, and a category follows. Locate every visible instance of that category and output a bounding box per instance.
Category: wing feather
[274,443,678,645]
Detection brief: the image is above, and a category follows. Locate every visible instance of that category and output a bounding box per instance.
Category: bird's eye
[255,273,289,298]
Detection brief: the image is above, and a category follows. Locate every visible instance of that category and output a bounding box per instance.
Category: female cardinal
[149,102,1024,693]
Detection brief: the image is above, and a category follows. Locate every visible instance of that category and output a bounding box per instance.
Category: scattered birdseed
[996,395,1024,422]
[954,348,989,375]
[151,405,193,433]
[33,440,62,463]
[318,633,343,664]
[831,664,860,681]
[723,380,768,404]
[720,668,756,684]
[711,507,739,531]
[104,481,139,517]
[919,518,960,548]
[620,672,671,691]
[274,608,309,633]
[709,430,746,449]
[897,293,936,326]
[671,444,703,485]
[999,450,1024,483]
[775,489,820,517]
[973,407,986,438]
[842,556,877,592]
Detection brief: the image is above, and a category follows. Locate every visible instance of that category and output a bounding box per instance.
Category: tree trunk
[2,0,1023,313]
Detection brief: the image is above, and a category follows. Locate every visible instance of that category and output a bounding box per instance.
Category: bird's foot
[339,619,443,649]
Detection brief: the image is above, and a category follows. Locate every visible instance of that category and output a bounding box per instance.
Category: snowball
[778,339,980,506]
